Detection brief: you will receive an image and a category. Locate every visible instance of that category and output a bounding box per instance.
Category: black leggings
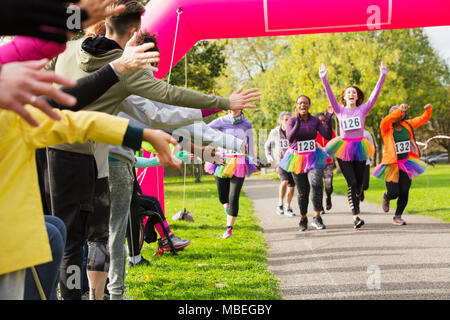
[215,176,245,217]
[385,170,412,216]
[337,159,366,214]
[292,168,324,216]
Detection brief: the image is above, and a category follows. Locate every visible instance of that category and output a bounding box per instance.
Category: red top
[316,130,336,164]
[316,130,336,148]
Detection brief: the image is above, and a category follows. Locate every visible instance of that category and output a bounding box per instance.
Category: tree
[163,40,227,94]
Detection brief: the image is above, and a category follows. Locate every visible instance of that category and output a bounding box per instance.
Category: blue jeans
[24,215,66,300]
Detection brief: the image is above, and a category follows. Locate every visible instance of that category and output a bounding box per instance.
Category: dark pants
[385,170,412,216]
[292,168,324,216]
[337,159,366,214]
[44,149,110,300]
[215,176,245,217]
[24,215,66,300]
[362,164,371,191]
[126,174,169,256]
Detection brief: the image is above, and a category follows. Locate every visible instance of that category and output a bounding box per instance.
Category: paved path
[243,176,450,300]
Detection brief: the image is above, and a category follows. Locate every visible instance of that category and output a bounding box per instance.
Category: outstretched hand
[399,104,410,112]
[142,129,182,169]
[424,104,432,110]
[327,105,333,114]
[0,59,77,126]
[111,32,160,74]
[380,61,388,73]
[319,63,328,77]
[228,88,261,110]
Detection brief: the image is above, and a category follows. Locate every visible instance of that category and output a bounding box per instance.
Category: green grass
[260,165,450,223]
[125,174,282,300]
[333,164,450,223]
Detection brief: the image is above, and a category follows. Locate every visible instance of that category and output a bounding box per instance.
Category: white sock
[278,199,283,207]
[129,254,142,264]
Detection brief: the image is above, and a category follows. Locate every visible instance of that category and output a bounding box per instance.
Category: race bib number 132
[395,141,410,154]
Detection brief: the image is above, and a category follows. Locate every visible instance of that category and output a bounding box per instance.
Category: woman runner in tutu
[204,109,258,238]
[373,103,432,225]
[278,95,333,231]
[319,61,388,228]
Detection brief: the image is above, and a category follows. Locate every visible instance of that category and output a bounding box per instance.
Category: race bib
[280,139,289,149]
[297,139,316,152]
[395,141,410,154]
[224,150,244,156]
[341,116,362,131]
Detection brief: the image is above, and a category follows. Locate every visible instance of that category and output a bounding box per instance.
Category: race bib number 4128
[297,139,316,152]
[341,116,362,131]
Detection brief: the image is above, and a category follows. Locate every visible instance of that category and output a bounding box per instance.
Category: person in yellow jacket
[0,105,181,299]
[372,103,432,225]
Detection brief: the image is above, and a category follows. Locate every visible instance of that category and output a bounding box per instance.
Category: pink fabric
[155,220,173,239]
[0,36,66,64]
[342,137,364,142]
[201,109,222,117]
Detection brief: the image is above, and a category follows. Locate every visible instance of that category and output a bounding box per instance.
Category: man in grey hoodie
[44,0,260,300]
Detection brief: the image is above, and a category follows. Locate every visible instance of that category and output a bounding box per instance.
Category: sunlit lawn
[125,174,281,300]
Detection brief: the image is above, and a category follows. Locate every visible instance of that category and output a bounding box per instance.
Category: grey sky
[424,26,450,65]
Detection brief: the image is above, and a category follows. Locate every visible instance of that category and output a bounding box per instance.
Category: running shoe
[286,208,296,217]
[382,192,390,213]
[128,257,150,268]
[354,216,365,229]
[393,216,407,226]
[311,215,326,230]
[276,205,284,215]
[222,226,233,239]
[298,217,308,232]
[326,196,332,211]
[158,235,191,252]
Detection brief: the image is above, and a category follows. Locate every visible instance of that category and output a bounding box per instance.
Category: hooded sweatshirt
[47,35,230,177]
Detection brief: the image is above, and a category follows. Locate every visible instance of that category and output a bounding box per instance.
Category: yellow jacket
[0,106,129,275]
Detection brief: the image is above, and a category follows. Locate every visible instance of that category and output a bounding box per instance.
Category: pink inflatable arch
[142,0,450,79]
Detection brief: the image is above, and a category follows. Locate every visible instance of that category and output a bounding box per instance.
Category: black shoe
[326,196,332,211]
[298,217,308,232]
[128,257,150,268]
[354,216,365,229]
[382,192,390,212]
[158,234,191,252]
[312,215,326,230]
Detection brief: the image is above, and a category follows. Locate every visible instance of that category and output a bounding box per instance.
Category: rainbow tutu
[372,157,426,183]
[325,137,375,162]
[204,154,258,178]
[278,147,328,174]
